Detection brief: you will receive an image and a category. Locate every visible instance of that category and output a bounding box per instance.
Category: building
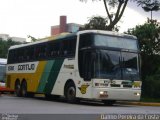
[0,34,9,41]
[51,16,82,36]
[11,37,26,43]
[0,34,26,43]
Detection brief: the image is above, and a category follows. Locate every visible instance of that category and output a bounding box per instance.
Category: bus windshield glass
[91,50,140,81]
[79,33,138,51]
[78,33,140,81]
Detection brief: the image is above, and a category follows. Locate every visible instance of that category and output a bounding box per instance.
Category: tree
[126,19,160,78]
[135,0,160,20]
[80,0,129,31]
[80,16,119,31]
[80,0,160,31]
[0,38,21,58]
[127,19,160,56]
[28,35,37,42]
[126,19,160,98]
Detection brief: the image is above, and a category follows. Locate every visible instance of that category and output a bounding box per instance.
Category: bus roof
[78,30,137,39]
[9,30,137,50]
[0,58,7,65]
[9,32,76,50]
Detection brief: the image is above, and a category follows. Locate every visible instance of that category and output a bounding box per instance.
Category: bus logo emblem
[78,84,89,94]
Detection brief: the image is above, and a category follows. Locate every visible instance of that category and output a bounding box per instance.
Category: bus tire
[15,80,21,97]
[21,81,27,97]
[65,82,77,103]
[102,100,116,106]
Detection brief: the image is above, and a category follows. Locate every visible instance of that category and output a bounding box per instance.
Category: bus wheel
[65,82,77,103]
[102,100,116,106]
[21,81,27,97]
[15,80,21,97]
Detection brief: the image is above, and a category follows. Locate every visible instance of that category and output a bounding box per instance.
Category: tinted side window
[79,34,93,49]
[61,37,77,57]
[69,38,77,56]
[8,50,14,64]
[25,46,35,61]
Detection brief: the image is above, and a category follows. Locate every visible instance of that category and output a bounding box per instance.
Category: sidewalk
[117,101,160,106]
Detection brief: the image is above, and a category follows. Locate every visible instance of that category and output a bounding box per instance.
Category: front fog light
[100,91,108,98]
[100,91,104,95]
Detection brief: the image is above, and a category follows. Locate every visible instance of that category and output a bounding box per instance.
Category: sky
[0,0,160,40]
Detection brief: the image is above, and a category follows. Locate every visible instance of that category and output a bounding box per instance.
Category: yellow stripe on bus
[6,61,47,92]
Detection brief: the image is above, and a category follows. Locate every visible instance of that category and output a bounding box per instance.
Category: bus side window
[69,38,77,56]
[39,44,46,59]
[8,50,14,64]
[78,50,92,81]
[55,41,60,57]
[17,48,24,63]
[24,48,29,61]
[27,46,34,61]
[34,46,40,60]
[13,50,18,63]
[83,51,92,81]
[61,40,68,57]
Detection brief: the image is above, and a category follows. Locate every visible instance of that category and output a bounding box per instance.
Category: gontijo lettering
[18,64,35,71]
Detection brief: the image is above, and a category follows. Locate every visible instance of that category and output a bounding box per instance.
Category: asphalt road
[0,94,160,120]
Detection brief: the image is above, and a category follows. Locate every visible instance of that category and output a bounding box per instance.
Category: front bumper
[92,88,141,101]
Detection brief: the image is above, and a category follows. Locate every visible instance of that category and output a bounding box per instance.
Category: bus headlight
[99,91,108,98]
[100,91,104,95]
[134,92,141,96]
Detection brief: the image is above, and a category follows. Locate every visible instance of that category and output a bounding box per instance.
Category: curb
[117,101,160,106]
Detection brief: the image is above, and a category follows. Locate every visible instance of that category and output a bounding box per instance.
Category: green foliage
[80,0,129,31]
[80,16,119,31]
[141,97,160,102]
[28,35,37,42]
[126,20,160,78]
[127,19,160,55]
[82,16,108,30]
[134,0,160,20]
[143,74,160,98]
[126,19,160,99]
[135,0,160,11]
[0,38,21,58]
[80,0,160,31]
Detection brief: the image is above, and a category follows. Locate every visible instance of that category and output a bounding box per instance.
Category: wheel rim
[15,83,20,96]
[67,86,76,101]
[21,82,27,97]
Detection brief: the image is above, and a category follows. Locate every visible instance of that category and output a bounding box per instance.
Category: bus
[0,58,7,86]
[6,30,141,104]
[0,58,7,93]
[0,58,14,93]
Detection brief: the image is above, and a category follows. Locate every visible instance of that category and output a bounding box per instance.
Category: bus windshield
[92,50,140,81]
[78,33,140,81]
[79,33,138,51]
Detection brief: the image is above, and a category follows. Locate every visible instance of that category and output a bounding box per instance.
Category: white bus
[6,30,141,104]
